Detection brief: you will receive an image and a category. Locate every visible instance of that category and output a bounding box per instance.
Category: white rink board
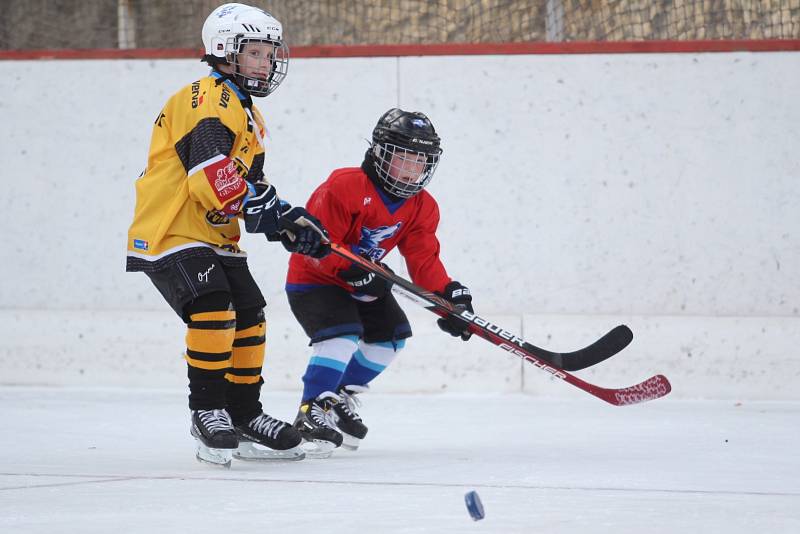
[0,307,522,394]
[3,307,799,400]
[0,52,798,399]
[520,314,800,400]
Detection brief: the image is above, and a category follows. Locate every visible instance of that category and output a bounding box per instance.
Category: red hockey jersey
[286,166,451,294]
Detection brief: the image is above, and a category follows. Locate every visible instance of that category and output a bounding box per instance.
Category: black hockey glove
[243,181,280,235]
[338,261,394,298]
[436,281,473,341]
[272,206,331,258]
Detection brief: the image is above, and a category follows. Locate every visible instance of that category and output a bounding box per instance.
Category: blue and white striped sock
[301,335,360,402]
[339,339,405,387]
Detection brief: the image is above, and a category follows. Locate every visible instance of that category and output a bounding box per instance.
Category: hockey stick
[327,243,630,372]
[328,243,671,406]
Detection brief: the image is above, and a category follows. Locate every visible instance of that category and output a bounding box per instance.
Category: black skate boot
[293,392,343,459]
[190,409,239,468]
[233,412,306,461]
[332,384,369,450]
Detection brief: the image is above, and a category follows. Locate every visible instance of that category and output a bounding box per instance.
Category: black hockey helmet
[369,108,443,199]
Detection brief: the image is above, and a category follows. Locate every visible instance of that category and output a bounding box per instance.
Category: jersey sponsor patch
[219,86,231,108]
[220,196,244,216]
[203,156,246,206]
[190,81,204,108]
[133,239,149,251]
[205,210,232,227]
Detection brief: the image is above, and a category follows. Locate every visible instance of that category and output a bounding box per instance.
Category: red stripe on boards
[1,39,799,60]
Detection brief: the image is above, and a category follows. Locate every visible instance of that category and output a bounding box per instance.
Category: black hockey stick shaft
[327,244,630,371]
[328,243,671,405]
[390,283,631,372]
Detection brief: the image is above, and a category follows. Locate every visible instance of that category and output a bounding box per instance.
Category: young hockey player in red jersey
[126,3,329,467]
[284,108,474,457]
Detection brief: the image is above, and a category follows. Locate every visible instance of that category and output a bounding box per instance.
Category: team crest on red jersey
[358,223,402,260]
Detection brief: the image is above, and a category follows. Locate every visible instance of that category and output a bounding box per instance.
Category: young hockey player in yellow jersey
[126,3,329,467]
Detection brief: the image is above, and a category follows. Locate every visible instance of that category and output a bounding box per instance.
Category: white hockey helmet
[201,3,289,97]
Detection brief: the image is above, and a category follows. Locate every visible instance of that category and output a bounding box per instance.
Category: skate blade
[195,445,233,468]
[341,433,361,451]
[233,441,306,462]
[301,439,337,459]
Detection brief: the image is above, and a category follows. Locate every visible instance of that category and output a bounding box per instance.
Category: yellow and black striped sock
[226,308,266,422]
[226,319,265,385]
[185,309,236,410]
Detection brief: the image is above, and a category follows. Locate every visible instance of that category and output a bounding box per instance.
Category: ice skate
[233,412,306,461]
[190,409,239,468]
[293,392,343,459]
[332,384,369,450]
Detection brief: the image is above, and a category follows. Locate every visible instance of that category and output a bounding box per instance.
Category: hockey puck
[464,490,485,521]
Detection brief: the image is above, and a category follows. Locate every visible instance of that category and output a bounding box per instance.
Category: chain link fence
[1,0,798,50]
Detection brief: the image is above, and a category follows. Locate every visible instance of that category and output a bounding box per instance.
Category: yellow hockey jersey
[126,71,270,272]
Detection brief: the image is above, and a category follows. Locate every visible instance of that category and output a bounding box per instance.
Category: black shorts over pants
[146,254,266,322]
[287,285,412,345]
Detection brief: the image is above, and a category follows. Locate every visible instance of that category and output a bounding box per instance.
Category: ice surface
[1,387,798,533]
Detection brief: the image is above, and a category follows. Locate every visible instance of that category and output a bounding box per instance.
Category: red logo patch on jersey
[204,157,246,207]
[220,197,243,216]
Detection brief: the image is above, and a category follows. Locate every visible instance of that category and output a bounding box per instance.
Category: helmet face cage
[226,36,289,97]
[372,142,441,199]
[202,4,289,97]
